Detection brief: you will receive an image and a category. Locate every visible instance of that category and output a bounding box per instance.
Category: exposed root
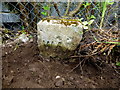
[71,27,119,73]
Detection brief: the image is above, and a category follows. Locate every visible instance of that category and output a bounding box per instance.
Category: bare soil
[2,38,120,88]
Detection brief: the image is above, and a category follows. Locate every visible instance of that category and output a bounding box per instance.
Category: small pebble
[5,52,8,55]
[10,70,14,73]
[85,84,87,86]
[5,76,14,85]
[75,80,80,84]
[9,44,12,47]
[100,76,103,80]
[45,59,50,62]
[29,67,36,72]
[24,63,27,66]
[55,79,64,87]
[69,76,74,80]
[2,45,5,47]
[80,76,83,79]
[56,76,61,79]
[37,79,41,84]
[30,39,33,42]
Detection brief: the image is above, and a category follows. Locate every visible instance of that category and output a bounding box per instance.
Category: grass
[99,1,114,29]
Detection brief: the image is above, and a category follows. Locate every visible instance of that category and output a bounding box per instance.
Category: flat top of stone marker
[42,16,82,26]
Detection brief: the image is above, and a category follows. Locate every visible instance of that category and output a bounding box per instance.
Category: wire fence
[1,1,120,61]
[1,2,119,35]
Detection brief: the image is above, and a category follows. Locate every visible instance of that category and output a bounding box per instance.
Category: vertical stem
[53,3,61,17]
[64,0,70,16]
[100,2,107,29]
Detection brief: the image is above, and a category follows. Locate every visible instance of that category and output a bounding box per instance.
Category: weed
[41,5,50,16]
[100,0,114,28]
[116,62,120,66]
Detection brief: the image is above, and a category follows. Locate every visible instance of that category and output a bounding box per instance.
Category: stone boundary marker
[37,17,83,59]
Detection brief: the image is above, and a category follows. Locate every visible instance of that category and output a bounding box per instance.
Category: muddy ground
[2,37,120,88]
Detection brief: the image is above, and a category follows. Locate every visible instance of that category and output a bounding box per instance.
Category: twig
[64,0,70,16]
[71,53,98,58]
[68,2,82,17]
[67,59,85,74]
[53,3,61,17]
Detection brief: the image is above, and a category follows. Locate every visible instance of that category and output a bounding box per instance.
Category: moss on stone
[38,44,74,60]
[42,17,81,26]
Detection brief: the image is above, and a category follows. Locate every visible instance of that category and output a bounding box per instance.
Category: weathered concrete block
[37,18,83,59]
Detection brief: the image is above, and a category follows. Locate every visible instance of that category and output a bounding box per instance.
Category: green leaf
[93,8,96,10]
[21,26,24,30]
[78,18,84,21]
[86,2,91,6]
[103,41,120,45]
[116,62,120,66]
[82,21,88,25]
[108,2,114,5]
[93,36,120,45]
[29,35,33,39]
[83,2,91,8]
[106,0,114,5]
[41,12,47,16]
[90,15,96,19]
[23,31,27,34]
[83,25,88,29]
[88,19,94,25]
[79,31,83,34]
[42,6,50,10]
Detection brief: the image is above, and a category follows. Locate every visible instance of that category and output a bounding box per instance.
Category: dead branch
[53,3,61,17]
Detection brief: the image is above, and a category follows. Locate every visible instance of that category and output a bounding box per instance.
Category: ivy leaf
[42,6,50,10]
[116,62,120,66]
[41,12,47,16]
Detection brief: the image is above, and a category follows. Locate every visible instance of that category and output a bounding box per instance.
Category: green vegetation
[116,62,120,66]
[99,0,114,28]
[83,2,91,8]
[2,2,119,70]
[93,35,120,46]
[41,5,50,16]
